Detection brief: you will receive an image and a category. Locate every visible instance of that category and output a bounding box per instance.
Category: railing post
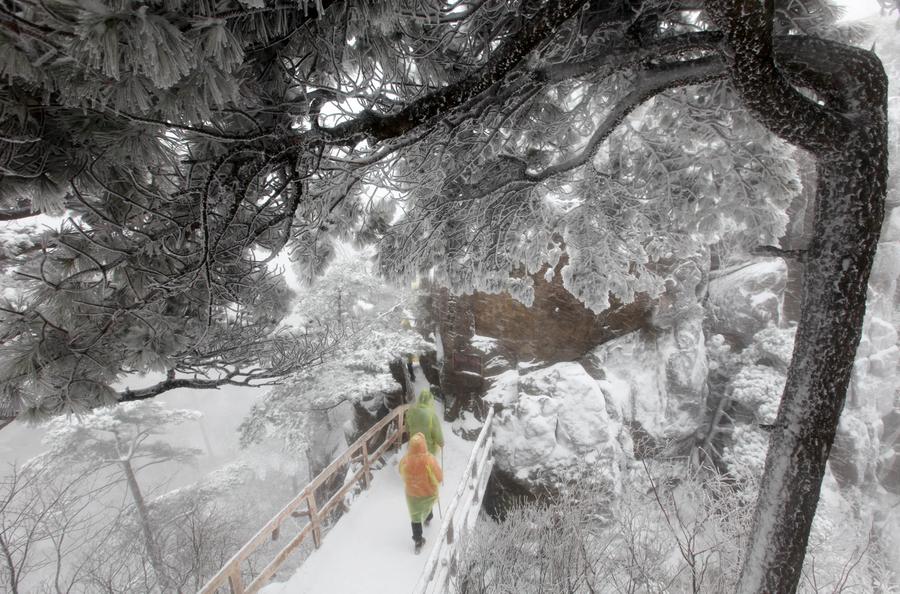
[450,548,459,580]
[396,409,405,452]
[361,441,371,488]
[228,564,245,594]
[307,492,322,548]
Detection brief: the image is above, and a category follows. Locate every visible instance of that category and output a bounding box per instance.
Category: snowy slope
[261,367,475,594]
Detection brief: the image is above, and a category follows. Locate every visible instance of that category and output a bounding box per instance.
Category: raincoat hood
[416,389,433,407]
[409,432,428,455]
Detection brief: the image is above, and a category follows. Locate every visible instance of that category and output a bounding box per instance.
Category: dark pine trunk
[705,2,889,591]
[122,460,173,592]
[738,131,887,593]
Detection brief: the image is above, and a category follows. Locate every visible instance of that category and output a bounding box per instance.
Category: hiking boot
[414,537,426,554]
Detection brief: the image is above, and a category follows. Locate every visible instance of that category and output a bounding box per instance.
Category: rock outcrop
[485,362,628,493]
[706,259,788,348]
[583,314,708,444]
[430,259,654,419]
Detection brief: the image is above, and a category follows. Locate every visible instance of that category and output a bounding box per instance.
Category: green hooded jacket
[405,389,444,455]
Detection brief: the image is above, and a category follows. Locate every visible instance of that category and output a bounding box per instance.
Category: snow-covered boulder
[829,412,876,488]
[850,206,900,416]
[584,314,707,441]
[879,409,900,495]
[706,259,788,345]
[484,368,519,406]
[666,315,708,405]
[488,362,627,491]
[470,334,514,376]
[651,248,709,329]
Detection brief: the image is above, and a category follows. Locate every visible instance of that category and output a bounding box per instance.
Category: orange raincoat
[399,433,443,522]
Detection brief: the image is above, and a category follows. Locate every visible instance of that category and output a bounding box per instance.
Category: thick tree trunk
[704,2,889,591]
[121,460,172,592]
[737,133,887,594]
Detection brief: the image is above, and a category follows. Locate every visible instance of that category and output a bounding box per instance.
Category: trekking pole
[440,447,444,519]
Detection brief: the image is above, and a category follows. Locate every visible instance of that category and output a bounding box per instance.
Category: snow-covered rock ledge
[486,362,628,492]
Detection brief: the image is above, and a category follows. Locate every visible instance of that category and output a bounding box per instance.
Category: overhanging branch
[527,56,727,182]
[315,0,591,146]
[118,377,251,402]
[539,31,724,82]
[0,207,38,222]
[703,0,852,153]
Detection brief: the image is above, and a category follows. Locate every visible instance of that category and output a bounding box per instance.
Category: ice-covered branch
[313,0,591,145]
[526,56,727,182]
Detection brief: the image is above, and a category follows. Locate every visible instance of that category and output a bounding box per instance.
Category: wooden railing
[411,406,495,594]
[198,404,411,594]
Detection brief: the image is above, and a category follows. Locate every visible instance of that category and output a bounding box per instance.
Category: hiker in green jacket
[405,389,443,455]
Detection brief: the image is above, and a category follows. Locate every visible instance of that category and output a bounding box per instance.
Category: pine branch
[538,31,724,82]
[750,245,807,261]
[0,207,37,222]
[314,0,591,145]
[104,110,274,143]
[118,377,240,402]
[526,56,727,182]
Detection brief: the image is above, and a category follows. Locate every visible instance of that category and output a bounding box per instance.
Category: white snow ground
[261,366,476,594]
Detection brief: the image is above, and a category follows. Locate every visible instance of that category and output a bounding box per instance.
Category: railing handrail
[198,403,411,594]
[412,406,495,594]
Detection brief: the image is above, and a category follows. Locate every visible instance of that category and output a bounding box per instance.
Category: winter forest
[1,0,899,592]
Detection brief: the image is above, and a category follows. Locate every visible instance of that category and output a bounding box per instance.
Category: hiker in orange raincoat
[399,432,443,552]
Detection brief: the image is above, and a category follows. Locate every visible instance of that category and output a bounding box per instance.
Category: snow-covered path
[261,366,474,594]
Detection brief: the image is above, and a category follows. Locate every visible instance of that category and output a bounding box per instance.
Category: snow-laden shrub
[456,465,751,594]
[708,326,793,480]
[729,364,783,424]
[721,425,769,488]
[458,461,892,593]
[745,326,796,370]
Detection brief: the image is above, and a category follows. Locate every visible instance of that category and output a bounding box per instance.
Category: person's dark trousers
[411,511,434,541]
[407,362,415,380]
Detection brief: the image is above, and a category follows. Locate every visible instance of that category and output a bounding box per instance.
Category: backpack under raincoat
[405,389,444,455]
[399,433,443,522]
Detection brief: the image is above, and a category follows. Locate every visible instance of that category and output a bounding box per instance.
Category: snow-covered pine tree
[240,248,428,465]
[0,0,346,416]
[87,462,259,592]
[37,401,203,591]
[0,1,891,589]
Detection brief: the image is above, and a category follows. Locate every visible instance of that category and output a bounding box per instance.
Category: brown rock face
[431,262,653,418]
[439,264,652,362]
[471,284,652,363]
